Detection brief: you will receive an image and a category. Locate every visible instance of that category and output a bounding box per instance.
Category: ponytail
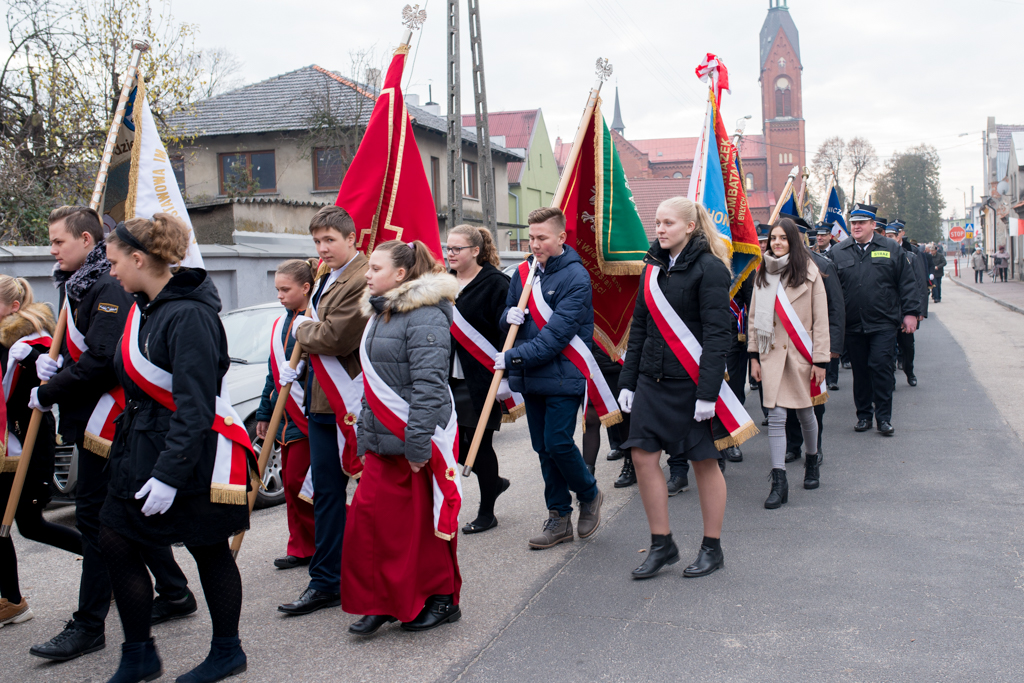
[657,197,731,270]
[374,240,444,283]
[449,224,501,267]
[276,258,318,291]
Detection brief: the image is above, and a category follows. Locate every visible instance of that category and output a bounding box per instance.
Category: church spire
[611,87,625,136]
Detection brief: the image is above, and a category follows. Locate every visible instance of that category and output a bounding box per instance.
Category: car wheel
[245,416,286,510]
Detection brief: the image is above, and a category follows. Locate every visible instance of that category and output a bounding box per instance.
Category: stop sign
[949,226,966,242]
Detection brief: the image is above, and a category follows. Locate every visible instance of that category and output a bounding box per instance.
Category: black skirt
[621,374,719,461]
[450,377,500,431]
[100,490,249,548]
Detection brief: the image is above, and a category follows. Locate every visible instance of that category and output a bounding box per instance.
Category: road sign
[949,226,966,242]
[965,223,974,231]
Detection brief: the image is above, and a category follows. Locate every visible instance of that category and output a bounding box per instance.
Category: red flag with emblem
[335,45,442,259]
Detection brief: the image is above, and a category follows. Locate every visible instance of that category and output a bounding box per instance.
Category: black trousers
[897,331,915,379]
[73,444,189,634]
[785,403,825,455]
[825,357,840,387]
[932,277,942,301]
[846,328,898,425]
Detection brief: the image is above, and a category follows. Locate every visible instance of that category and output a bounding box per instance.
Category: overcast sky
[117,0,1024,217]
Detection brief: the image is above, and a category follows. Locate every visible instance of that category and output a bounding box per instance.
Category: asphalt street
[4,287,1024,682]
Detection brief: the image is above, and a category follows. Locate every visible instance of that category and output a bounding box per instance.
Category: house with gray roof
[166,65,524,245]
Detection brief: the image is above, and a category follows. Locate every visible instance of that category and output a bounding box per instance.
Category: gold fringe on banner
[811,392,829,407]
[599,409,623,428]
[83,433,111,459]
[123,71,146,221]
[0,456,20,474]
[714,421,759,450]
[210,483,248,506]
[501,402,526,424]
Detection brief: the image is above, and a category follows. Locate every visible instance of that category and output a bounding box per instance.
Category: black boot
[631,534,680,579]
[348,615,397,636]
[764,468,789,509]
[682,539,724,578]
[804,452,820,490]
[108,639,161,683]
[614,457,636,488]
[400,594,461,632]
[174,636,246,683]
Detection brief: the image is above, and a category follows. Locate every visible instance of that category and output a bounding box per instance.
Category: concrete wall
[0,232,317,313]
[188,201,326,245]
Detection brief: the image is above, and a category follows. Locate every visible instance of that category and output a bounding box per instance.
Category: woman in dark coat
[447,224,512,533]
[0,277,80,627]
[619,197,734,581]
[100,214,251,683]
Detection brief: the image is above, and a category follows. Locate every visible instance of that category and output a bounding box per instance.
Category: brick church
[554,0,806,235]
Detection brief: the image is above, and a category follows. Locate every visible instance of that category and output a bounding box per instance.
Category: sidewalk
[947,267,1024,314]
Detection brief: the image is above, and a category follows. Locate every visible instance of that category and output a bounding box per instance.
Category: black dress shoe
[854,419,871,432]
[274,555,312,570]
[784,449,801,463]
[613,458,636,488]
[632,534,680,579]
[827,382,839,391]
[401,594,461,632]
[277,588,340,616]
[151,588,198,625]
[878,421,895,436]
[842,361,851,369]
[722,446,743,462]
[761,416,769,426]
[606,449,626,461]
[462,515,498,534]
[907,376,918,387]
[666,475,689,496]
[348,614,397,636]
[29,621,105,661]
[683,543,724,578]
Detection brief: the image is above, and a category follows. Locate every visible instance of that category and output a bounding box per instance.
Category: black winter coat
[450,262,510,431]
[37,271,131,442]
[107,269,231,500]
[905,242,931,319]
[619,237,733,404]
[808,250,846,355]
[827,234,921,335]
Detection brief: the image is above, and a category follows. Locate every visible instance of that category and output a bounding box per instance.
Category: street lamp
[733,114,752,151]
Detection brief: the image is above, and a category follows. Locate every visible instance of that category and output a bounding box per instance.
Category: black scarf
[53,240,110,303]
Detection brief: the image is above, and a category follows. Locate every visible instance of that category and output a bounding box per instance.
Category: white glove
[617,389,634,414]
[28,387,51,412]
[497,378,513,402]
[280,360,305,386]
[929,274,935,281]
[35,354,63,381]
[291,315,314,334]
[9,342,31,363]
[506,307,526,326]
[135,477,177,516]
[493,352,506,371]
[694,399,716,422]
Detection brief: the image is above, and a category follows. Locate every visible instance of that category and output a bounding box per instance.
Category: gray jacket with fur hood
[356,272,459,463]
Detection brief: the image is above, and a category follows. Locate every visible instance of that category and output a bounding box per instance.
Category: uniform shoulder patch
[871,251,890,258]
[97,303,119,314]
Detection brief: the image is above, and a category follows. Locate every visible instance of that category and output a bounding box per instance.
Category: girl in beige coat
[749,218,830,509]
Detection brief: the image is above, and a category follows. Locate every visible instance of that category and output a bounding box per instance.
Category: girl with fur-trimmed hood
[343,240,462,637]
[0,276,81,629]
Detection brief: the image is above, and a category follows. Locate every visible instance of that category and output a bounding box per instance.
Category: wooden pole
[89,38,150,212]
[768,166,801,226]
[818,174,835,224]
[461,259,538,476]
[551,80,603,208]
[231,340,303,558]
[0,309,67,538]
[796,166,810,216]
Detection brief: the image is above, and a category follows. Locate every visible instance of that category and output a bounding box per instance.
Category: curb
[950,277,1024,315]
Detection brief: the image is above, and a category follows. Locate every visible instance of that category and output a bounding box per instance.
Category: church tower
[760,0,805,204]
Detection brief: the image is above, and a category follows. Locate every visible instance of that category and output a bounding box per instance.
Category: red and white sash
[774,286,828,404]
[360,314,462,541]
[643,266,757,445]
[269,314,309,438]
[0,331,52,471]
[450,308,525,422]
[516,261,621,427]
[64,296,125,457]
[303,304,364,482]
[121,304,255,505]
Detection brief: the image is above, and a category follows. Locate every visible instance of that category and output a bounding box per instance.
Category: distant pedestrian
[929,244,946,302]
[995,245,1009,282]
[961,243,968,258]
[971,245,987,284]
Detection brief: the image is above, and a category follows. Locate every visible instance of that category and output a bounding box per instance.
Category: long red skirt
[341,451,461,623]
[281,439,315,559]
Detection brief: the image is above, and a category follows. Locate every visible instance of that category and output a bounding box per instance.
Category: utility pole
[446,0,463,231]
[467,0,496,236]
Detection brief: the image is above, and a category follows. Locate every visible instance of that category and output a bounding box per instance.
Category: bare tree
[846,137,877,212]
[811,135,845,192]
[192,47,244,100]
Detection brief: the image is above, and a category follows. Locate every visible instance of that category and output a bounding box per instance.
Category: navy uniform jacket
[827,234,920,335]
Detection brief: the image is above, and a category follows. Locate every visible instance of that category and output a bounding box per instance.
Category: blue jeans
[523,394,598,515]
[307,416,349,593]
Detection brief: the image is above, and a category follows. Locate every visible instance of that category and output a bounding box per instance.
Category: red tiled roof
[631,137,699,164]
[745,190,777,209]
[463,109,539,184]
[737,134,767,159]
[628,178,688,239]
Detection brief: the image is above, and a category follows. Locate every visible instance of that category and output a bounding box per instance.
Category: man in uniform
[813,224,834,255]
[889,220,928,386]
[827,204,920,436]
[814,223,841,389]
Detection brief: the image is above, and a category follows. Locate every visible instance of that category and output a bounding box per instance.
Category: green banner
[594,110,650,275]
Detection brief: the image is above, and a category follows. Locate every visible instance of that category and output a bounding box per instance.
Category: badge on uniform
[98,303,119,313]
[872,251,890,258]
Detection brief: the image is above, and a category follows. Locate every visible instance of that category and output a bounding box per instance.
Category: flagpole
[796,166,809,215]
[818,174,835,224]
[768,166,800,226]
[687,90,714,203]
[551,59,612,208]
[89,38,151,212]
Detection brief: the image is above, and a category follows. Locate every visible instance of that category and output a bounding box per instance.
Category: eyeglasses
[445,245,473,254]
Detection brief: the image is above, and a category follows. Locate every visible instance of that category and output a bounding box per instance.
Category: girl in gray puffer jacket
[342,240,463,637]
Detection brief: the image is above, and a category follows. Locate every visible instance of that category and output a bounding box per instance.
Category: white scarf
[753,252,789,355]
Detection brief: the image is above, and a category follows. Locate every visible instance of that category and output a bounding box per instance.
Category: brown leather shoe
[0,598,33,627]
[577,488,604,538]
[528,511,573,549]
